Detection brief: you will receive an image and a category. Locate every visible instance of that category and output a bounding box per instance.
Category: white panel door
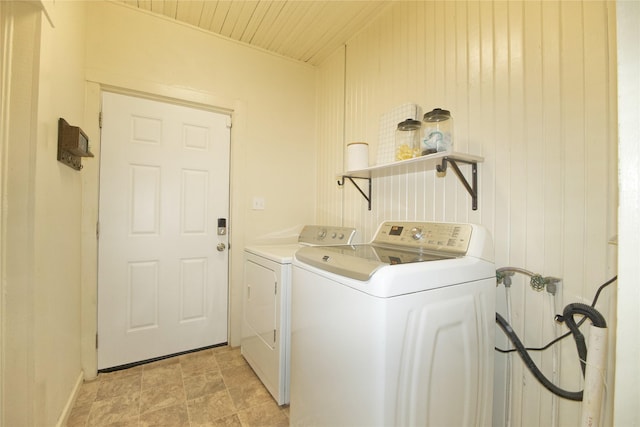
[98,92,230,369]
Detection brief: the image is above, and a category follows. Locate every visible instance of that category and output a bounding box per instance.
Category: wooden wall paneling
[483,1,516,425]
[559,1,588,424]
[583,1,612,297]
[582,5,615,421]
[522,1,554,425]
[453,0,470,221]
[440,1,457,221]
[161,0,176,18]
[421,1,437,222]
[317,2,615,422]
[491,0,511,268]
[239,2,271,44]
[540,4,565,422]
[316,47,344,226]
[227,2,259,41]
[541,1,564,287]
[507,0,532,423]
[432,2,447,221]
[180,1,205,28]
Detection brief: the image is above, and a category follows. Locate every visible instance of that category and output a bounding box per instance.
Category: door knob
[217,243,226,252]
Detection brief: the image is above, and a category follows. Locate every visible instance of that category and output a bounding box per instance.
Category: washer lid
[295,244,455,281]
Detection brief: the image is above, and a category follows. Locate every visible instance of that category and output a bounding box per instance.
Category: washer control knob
[410,227,424,240]
[338,233,345,240]
[331,232,337,239]
[317,229,327,239]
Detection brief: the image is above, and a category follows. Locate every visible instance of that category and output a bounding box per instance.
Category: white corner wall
[614,0,640,424]
[1,1,88,425]
[316,1,618,426]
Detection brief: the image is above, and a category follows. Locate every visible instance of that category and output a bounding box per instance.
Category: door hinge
[99,111,103,129]
[274,330,276,342]
[226,116,232,129]
[96,334,99,349]
[274,281,277,294]
[96,221,100,239]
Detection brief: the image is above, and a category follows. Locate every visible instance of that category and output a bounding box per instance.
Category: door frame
[96,90,231,369]
[81,82,246,380]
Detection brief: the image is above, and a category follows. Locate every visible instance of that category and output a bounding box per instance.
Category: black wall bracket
[436,157,478,210]
[337,176,372,210]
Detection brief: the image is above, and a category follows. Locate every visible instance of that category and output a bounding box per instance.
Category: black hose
[495,312,583,401]
[496,302,608,402]
[555,303,607,376]
[496,276,616,354]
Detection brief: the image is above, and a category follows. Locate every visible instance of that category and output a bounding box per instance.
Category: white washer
[290,221,496,426]
[242,225,356,405]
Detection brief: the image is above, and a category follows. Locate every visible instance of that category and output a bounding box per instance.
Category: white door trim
[97,91,231,369]
[81,81,247,379]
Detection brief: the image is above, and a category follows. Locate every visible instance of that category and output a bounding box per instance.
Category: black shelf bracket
[338,176,372,210]
[436,157,479,210]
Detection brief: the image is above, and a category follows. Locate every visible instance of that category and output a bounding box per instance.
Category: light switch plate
[252,197,265,210]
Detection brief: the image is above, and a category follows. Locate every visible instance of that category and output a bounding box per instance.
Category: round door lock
[216,243,226,252]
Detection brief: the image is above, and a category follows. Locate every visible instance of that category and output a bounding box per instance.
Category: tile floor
[66,346,289,427]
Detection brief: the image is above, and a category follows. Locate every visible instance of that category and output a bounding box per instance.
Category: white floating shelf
[343,151,484,177]
[338,151,484,211]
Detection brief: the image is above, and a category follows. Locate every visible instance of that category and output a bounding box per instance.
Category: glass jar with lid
[395,118,422,161]
[421,108,453,154]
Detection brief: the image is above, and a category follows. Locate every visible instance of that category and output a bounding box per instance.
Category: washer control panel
[372,221,472,255]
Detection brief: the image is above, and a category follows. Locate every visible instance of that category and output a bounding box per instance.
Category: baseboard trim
[55,371,84,427]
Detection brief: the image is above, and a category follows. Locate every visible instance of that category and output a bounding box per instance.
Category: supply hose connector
[496,270,514,287]
[530,274,546,292]
[544,277,561,295]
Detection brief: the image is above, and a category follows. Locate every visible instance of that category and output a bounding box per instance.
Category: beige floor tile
[186,389,237,426]
[214,349,247,371]
[140,382,186,414]
[180,350,219,377]
[226,381,273,411]
[67,347,289,427]
[95,373,142,401]
[209,414,243,427]
[211,345,234,355]
[139,402,190,427]
[183,370,227,400]
[142,363,183,390]
[74,379,100,407]
[219,364,261,387]
[66,403,92,427]
[236,400,289,427]
[86,393,140,426]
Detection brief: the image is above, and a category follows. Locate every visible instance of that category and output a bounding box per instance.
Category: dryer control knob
[410,227,424,240]
[317,229,327,239]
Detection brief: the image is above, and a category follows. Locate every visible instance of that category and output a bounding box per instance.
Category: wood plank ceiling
[115,0,391,66]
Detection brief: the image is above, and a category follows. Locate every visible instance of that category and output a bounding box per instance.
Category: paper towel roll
[347,142,369,171]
